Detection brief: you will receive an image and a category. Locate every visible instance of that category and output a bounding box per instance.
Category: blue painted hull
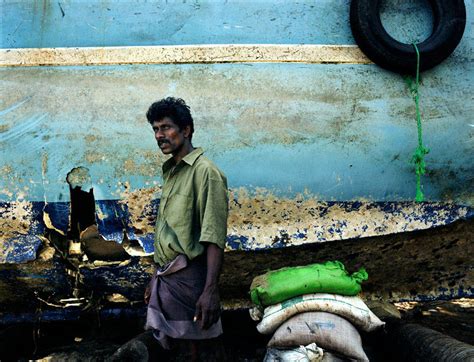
[0,1,472,317]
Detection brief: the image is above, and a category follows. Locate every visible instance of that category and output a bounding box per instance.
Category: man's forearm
[203,242,224,291]
[194,242,224,328]
[144,264,156,304]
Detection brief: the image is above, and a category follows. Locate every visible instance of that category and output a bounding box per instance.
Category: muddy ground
[0,299,472,361]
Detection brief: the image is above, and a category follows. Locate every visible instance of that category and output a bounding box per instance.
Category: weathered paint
[99,196,473,253]
[0,0,473,315]
[0,44,370,67]
[1,198,471,263]
[79,258,153,301]
[220,218,474,305]
[0,255,71,313]
[0,219,472,322]
[0,200,44,263]
[0,0,443,49]
[0,1,369,48]
[1,63,472,204]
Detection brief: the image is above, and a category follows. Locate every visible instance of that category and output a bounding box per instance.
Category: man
[144,97,228,359]
[111,97,227,361]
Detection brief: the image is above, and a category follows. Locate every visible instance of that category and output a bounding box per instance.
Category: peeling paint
[37,236,55,261]
[0,45,371,67]
[0,199,34,239]
[226,188,472,249]
[43,202,70,235]
[66,166,91,189]
[1,174,471,261]
[117,184,162,237]
[0,201,45,263]
[92,190,472,253]
[0,0,472,319]
[1,63,472,203]
[43,209,66,236]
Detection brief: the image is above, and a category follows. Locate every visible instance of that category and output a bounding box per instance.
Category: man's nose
[155,129,165,139]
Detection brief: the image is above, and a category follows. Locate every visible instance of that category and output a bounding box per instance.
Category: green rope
[404,43,429,202]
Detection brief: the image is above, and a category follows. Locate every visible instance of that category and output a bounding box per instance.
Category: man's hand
[194,285,221,329]
[144,283,151,305]
[194,243,224,329]
[144,274,155,305]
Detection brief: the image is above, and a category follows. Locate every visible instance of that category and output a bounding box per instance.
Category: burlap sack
[268,312,369,361]
[257,293,384,334]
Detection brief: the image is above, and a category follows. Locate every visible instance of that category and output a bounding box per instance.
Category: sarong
[145,254,223,349]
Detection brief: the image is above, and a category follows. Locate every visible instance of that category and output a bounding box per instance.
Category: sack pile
[249,261,385,361]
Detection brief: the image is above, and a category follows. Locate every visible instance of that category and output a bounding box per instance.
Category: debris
[36,294,87,308]
[37,236,56,261]
[68,240,82,256]
[122,235,152,257]
[366,300,402,320]
[37,245,56,261]
[106,293,130,304]
[80,225,129,262]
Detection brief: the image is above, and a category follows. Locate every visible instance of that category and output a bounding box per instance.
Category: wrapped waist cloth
[145,254,223,349]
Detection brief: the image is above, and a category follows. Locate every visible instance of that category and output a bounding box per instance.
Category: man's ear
[183,125,192,139]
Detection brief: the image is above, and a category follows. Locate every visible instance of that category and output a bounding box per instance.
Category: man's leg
[193,336,226,362]
[109,330,171,362]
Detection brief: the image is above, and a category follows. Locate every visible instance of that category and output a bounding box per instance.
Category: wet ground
[1,299,472,361]
[1,309,267,361]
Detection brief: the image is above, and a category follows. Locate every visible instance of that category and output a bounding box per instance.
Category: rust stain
[1,165,14,180]
[0,199,35,260]
[84,134,100,143]
[0,124,10,133]
[84,151,105,163]
[120,155,163,177]
[117,184,162,235]
[41,152,48,176]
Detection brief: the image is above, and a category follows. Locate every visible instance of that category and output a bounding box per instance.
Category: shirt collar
[162,147,204,173]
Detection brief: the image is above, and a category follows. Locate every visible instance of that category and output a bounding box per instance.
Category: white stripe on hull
[0,44,370,67]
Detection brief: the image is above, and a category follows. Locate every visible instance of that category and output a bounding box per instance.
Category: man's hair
[146,97,194,139]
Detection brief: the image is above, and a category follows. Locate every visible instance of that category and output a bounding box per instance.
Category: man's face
[152,117,189,155]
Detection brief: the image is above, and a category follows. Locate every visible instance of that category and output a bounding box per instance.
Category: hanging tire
[350,0,466,74]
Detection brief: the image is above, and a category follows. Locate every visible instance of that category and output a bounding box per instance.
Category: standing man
[111,97,227,361]
[144,97,228,359]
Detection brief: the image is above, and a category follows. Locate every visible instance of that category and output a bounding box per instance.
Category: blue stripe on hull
[1,200,472,263]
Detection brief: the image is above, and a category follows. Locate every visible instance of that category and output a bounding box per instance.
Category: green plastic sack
[250,261,368,307]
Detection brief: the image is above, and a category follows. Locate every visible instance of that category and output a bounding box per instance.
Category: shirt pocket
[166,193,193,230]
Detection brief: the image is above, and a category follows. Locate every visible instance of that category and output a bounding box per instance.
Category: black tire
[388,323,474,361]
[350,0,466,74]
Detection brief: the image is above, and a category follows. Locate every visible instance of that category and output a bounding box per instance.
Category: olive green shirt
[154,148,228,266]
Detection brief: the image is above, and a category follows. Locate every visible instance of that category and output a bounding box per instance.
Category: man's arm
[144,264,156,304]
[194,242,224,329]
[194,166,228,329]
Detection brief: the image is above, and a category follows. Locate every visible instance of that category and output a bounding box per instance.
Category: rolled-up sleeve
[197,168,228,249]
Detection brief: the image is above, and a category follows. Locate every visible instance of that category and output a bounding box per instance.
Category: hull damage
[0,1,473,320]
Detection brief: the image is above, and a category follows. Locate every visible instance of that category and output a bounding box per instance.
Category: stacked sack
[249,261,385,362]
